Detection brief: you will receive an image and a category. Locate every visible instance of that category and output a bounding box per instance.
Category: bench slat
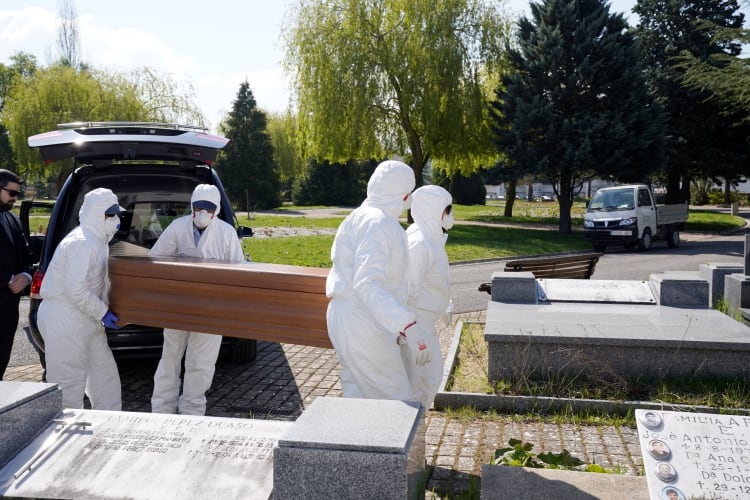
[502,251,602,280]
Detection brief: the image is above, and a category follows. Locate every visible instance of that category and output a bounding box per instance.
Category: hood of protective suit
[362,160,415,218]
[79,188,122,241]
[191,184,221,216]
[410,185,452,239]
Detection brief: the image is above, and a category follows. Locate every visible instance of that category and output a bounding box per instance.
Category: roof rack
[57,122,208,132]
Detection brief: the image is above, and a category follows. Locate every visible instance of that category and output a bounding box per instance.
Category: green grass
[688,210,747,232]
[244,235,335,267]
[456,200,588,226]
[238,214,344,229]
[22,202,747,267]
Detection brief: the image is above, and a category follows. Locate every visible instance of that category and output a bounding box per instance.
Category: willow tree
[267,111,305,186]
[283,0,510,186]
[124,67,206,127]
[3,65,145,181]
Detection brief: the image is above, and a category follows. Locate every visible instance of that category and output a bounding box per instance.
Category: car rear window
[57,166,231,252]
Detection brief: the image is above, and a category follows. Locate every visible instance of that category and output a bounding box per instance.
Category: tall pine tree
[216,81,280,210]
[634,0,746,204]
[491,0,664,233]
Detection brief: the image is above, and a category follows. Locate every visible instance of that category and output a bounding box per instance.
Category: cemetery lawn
[447,323,750,421]
[239,204,745,266]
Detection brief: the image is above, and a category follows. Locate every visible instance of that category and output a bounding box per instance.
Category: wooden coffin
[108,256,332,348]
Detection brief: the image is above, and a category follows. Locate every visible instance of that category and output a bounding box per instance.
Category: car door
[636,187,657,236]
[20,200,55,270]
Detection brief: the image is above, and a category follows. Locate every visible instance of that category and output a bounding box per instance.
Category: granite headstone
[0,381,61,469]
[636,409,750,500]
[0,409,290,499]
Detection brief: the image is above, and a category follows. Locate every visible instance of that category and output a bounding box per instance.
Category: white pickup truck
[583,184,688,252]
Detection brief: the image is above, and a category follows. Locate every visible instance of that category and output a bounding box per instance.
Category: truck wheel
[593,243,606,253]
[638,229,652,251]
[666,231,680,248]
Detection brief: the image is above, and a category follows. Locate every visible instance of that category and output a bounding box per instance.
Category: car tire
[666,231,680,248]
[593,243,606,253]
[221,339,257,363]
[638,229,652,251]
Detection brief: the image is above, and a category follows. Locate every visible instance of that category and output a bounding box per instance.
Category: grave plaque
[636,409,750,500]
[0,409,291,499]
[538,278,656,304]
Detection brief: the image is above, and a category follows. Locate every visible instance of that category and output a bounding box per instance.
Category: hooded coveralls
[326,160,419,402]
[149,184,244,415]
[38,187,123,410]
[406,185,453,409]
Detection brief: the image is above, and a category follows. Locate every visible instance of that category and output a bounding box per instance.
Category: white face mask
[442,212,455,231]
[104,216,120,239]
[193,210,214,229]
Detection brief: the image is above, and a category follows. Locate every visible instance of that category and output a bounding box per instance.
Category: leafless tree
[55,0,80,68]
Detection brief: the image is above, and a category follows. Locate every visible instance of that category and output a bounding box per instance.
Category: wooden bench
[478,251,602,294]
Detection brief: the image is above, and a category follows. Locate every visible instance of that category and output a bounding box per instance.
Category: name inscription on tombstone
[636,409,750,500]
[0,409,291,500]
[538,279,655,304]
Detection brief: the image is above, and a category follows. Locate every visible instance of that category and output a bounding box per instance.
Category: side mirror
[237,226,254,238]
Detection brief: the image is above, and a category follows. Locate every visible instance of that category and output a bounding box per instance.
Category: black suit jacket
[0,210,33,307]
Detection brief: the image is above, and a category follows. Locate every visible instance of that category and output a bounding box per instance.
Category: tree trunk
[665,167,682,204]
[724,178,732,205]
[504,179,517,217]
[558,196,573,233]
[557,172,573,234]
[681,175,691,204]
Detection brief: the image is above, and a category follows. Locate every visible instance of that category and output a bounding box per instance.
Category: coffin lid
[109,256,328,294]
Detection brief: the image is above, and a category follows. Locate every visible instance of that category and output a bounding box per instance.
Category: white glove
[414,338,431,366]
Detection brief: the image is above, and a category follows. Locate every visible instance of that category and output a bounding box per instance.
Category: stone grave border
[433,320,750,417]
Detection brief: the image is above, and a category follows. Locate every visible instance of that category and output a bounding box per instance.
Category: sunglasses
[445,204,452,215]
[105,213,120,218]
[1,187,20,197]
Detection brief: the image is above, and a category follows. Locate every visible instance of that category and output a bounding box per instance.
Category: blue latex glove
[101,310,121,330]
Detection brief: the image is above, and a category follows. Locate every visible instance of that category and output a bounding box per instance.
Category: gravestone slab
[0,382,61,469]
[480,464,648,499]
[699,263,743,308]
[484,301,750,381]
[274,397,425,500]
[636,409,750,500]
[0,409,290,499]
[649,271,709,308]
[725,273,750,311]
[538,279,655,304]
[490,271,538,304]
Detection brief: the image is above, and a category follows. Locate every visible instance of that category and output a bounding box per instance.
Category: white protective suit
[38,188,123,410]
[326,160,420,402]
[406,185,453,409]
[149,184,244,415]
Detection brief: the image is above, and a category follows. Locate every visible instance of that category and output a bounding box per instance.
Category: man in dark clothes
[0,169,33,379]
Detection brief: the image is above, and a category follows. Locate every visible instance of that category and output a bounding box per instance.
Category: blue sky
[1,0,640,132]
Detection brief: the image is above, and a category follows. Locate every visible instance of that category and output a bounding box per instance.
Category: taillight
[30,271,44,299]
